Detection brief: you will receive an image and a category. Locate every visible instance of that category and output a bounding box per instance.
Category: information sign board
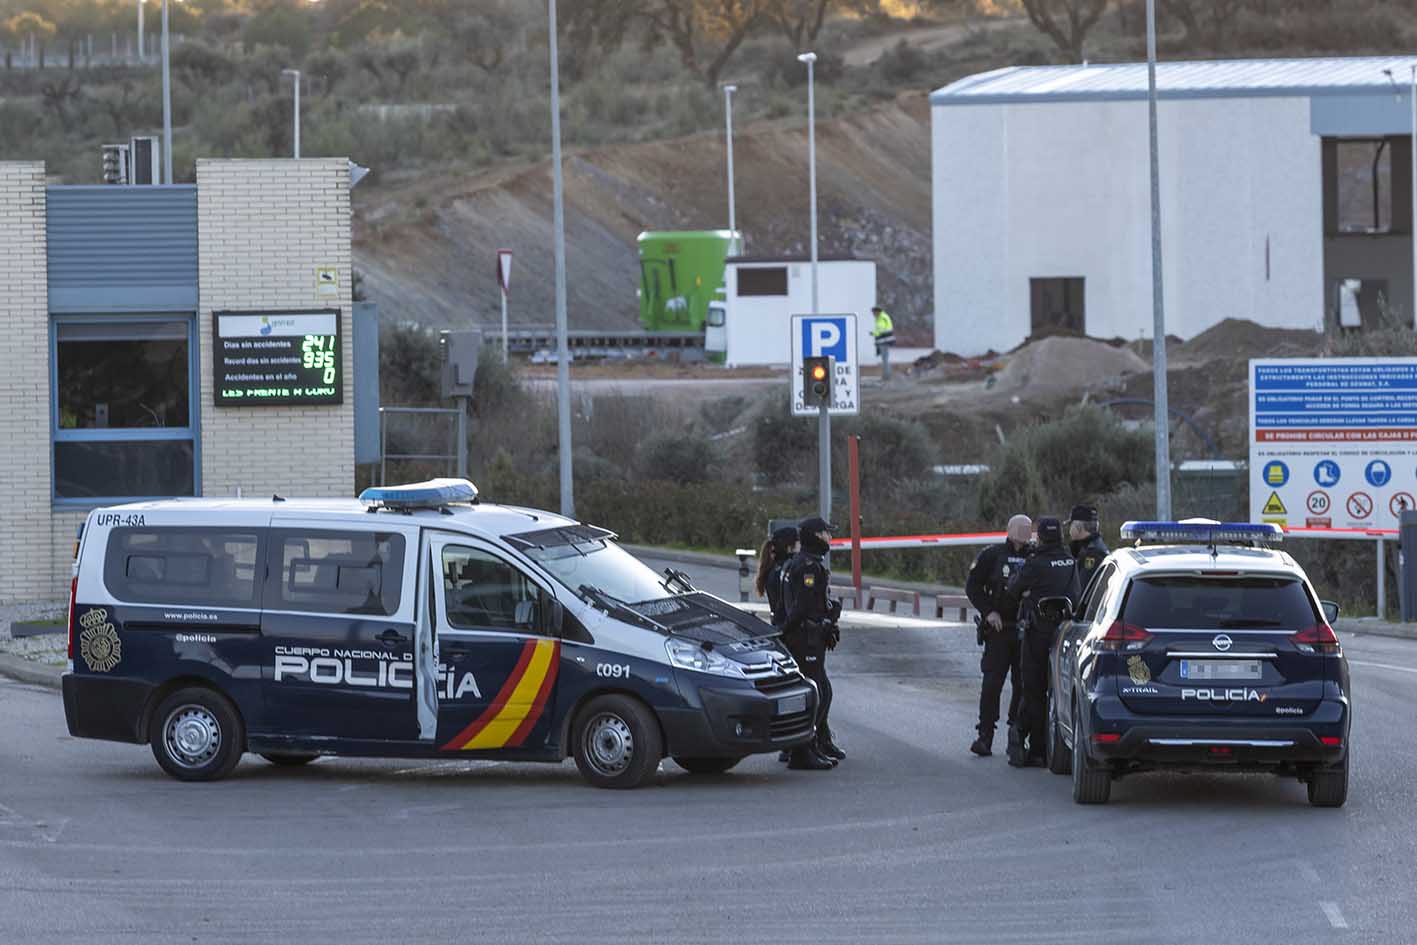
[790,314,860,416]
[214,310,342,406]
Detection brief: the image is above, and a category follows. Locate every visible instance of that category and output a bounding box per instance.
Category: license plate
[777,694,808,715]
[1179,659,1263,681]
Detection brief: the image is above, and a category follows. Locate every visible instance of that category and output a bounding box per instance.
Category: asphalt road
[2,559,1415,944]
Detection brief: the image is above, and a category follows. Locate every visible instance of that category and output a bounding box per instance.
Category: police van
[61,480,817,789]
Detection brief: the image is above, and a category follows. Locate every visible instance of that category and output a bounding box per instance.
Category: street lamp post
[1411,65,1416,328]
[798,51,829,522]
[137,0,144,62]
[1144,0,1171,519]
[161,0,171,183]
[282,68,301,159]
[723,83,738,239]
[549,0,573,518]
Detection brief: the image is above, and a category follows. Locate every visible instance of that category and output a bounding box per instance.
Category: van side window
[442,545,544,633]
[269,530,405,616]
[104,528,262,607]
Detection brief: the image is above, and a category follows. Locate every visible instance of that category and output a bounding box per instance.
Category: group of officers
[964,505,1109,767]
[752,505,1109,772]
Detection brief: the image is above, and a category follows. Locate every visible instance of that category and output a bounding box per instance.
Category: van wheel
[260,753,319,767]
[1047,696,1071,776]
[150,687,244,782]
[572,695,661,789]
[673,756,743,775]
[1071,698,1110,804]
[1307,754,1349,808]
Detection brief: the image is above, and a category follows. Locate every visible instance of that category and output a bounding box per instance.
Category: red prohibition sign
[1347,491,1373,520]
[1391,492,1415,517]
[1306,490,1330,515]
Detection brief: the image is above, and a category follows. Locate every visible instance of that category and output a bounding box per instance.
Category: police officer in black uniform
[757,525,798,628]
[964,513,1034,757]
[782,516,843,771]
[1005,516,1079,767]
[1068,504,1109,592]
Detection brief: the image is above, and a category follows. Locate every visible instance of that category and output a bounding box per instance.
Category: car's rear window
[1123,575,1317,629]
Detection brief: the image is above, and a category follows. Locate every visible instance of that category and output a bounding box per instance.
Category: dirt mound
[1175,318,1323,363]
[991,336,1149,397]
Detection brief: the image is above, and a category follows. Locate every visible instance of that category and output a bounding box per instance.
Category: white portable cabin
[931,55,1417,355]
[721,256,878,367]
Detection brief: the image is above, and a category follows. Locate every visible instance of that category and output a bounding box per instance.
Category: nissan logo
[1212,634,1234,652]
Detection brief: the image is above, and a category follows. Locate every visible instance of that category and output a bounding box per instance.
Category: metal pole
[500,290,509,364]
[1411,66,1416,328]
[456,396,468,479]
[137,0,143,62]
[800,51,828,521]
[1377,537,1387,618]
[848,435,862,596]
[1145,0,1171,519]
[549,0,574,518]
[379,407,387,487]
[161,0,171,184]
[724,84,737,236]
[293,71,300,159]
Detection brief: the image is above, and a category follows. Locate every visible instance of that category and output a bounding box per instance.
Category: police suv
[1044,521,1350,807]
[61,480,817,789]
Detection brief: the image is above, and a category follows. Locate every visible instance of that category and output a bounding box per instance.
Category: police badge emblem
[1126,654,1150,685]
[78,608,122,673]
[803,574,815,587]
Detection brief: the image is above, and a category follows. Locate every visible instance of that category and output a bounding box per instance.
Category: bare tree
[567,0,773,86]
[1158,0,1244,49]
[1019,0,1107,63]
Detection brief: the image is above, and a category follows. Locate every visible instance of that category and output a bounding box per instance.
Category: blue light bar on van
[359,478,479,509]
[1120,520,1282,545]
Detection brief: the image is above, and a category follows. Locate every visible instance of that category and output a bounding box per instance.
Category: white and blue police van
[61,480,817,789]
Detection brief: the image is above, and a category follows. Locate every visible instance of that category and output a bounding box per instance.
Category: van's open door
[414,531,440,742]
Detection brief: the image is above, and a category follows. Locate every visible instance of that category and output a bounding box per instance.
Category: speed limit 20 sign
[1306,490,1330,516]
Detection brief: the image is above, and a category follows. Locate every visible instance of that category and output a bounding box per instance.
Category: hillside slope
[353,97,934,342]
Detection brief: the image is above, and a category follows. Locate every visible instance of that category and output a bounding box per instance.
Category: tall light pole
[1145,0,1170,519]
[137,0,144,61]
[161,0,172,183]
[723,83,738,239]
[798,50,829,522]
[1411,65,1416,328]
[282,68,301,158]
[549,0,573,518]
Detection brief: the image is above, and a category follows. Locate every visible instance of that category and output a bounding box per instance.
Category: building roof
[931,55,1417,106]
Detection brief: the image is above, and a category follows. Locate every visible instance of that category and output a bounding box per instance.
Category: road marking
[1348,659,1417,676]
[1320,901,1348,930]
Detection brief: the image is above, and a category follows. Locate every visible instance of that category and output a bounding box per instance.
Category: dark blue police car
[1043,521,1351,807]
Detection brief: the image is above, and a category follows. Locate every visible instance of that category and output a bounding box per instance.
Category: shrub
[877,39,928,85]
[637,429,720,484]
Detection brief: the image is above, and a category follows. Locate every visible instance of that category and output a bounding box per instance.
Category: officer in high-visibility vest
[871,306,896,382]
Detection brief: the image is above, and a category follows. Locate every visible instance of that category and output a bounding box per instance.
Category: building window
[52,318,197,503]
[1334,278,1389,329]
[1029,277,1085,337]
[1335,139,1392,234]
[737,267,788,297]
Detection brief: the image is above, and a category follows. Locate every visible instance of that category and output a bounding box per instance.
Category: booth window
[52,318,197,503]
[737,267,788,296]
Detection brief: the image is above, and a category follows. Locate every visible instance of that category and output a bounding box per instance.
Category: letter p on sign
[803,317,847,362]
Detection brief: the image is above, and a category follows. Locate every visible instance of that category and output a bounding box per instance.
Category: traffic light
[802,356,832,408]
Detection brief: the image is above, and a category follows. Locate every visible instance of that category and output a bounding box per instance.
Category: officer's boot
[788,745,835,770]
[970,726,993,757]
[1006,724,1028,767]
[818,725,846,761]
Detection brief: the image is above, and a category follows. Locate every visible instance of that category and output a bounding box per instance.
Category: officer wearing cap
[1068,504,1109,592]
[782,516,844,770]
[1004,516,1079,767]
[963,513,1032,757]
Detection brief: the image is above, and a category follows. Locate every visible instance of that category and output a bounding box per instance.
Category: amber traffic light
[803,356,832,408]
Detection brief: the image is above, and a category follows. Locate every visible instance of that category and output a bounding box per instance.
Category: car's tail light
[66,576,78,661]
[1320,736,1343,748]
[1099,620,1151,651]
[1091,733,1121,744]
[1291,624,1340,654]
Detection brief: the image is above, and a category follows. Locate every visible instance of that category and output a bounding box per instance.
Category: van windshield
[522,539,671,603]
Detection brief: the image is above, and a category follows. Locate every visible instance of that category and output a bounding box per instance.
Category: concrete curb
[1337,619,1417,643]
[0,652,63,690]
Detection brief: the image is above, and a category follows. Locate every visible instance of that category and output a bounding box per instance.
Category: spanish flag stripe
[461,640,557,750]
[440,639,537,749]
[505,642,561,748]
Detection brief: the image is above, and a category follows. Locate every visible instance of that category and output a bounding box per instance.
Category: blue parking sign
[800,317,849,362]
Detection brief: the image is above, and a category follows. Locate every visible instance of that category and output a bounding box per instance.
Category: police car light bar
[1120,520,1282,545]
[359,478,479,509]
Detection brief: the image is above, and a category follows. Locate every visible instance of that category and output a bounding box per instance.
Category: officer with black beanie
[781,516,844,770]
[756,525,799,628]
[1004,516,1079,767]
[1068,504,1110,592]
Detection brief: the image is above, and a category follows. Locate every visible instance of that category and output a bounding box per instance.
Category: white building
[721,256,878,366]
[931,56,1417,355]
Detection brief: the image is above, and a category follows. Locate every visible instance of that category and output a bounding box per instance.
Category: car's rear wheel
[1047,695,1071,776]
[572,694,662,789]
[260,753,319,767]
[673,756,743,775]
[1307,753,1349,808]
[1071,697,1110,804]
[150,687,244,782]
